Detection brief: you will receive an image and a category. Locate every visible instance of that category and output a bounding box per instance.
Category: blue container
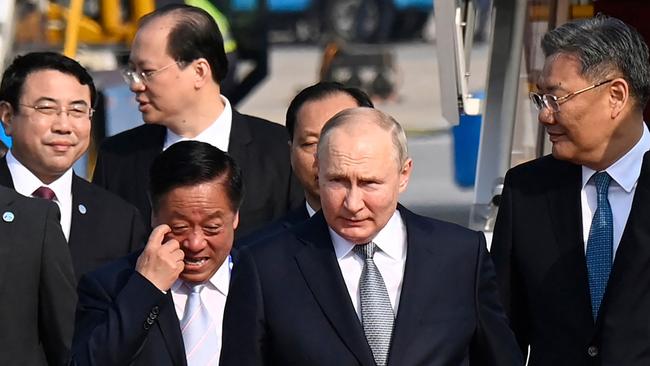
[0,123,11,149]
[452,112,481,187]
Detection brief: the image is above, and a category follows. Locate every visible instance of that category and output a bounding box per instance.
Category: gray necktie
[354,242,395,366]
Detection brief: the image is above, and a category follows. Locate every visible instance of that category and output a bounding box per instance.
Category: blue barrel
[452,112,481,187]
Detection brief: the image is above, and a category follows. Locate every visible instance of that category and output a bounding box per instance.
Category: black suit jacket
[492,152,650,365]
[0,185,76,366]
[92,110,303,237]
[72,249,238,365]
[0,157,147,281]
[236,202,309,246]
[221,205,523,366]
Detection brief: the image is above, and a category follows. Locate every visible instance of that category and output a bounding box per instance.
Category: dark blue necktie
[585,171,613,320]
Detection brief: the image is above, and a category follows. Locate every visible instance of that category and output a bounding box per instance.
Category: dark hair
[139,4,228,83]
[0,52,97,110]
[149,141,243,212]
[542,15,650,110]
[285,82,374,140]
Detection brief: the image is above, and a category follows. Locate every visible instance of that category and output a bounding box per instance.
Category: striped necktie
[354,242,395,366]
[180,284,219,365]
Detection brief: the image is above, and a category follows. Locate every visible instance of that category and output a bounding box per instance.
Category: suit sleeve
[469,231,524,366]
[490,171,531,357]
[71,270,169,365]
[220,248,268,366]
[39,203,77,366]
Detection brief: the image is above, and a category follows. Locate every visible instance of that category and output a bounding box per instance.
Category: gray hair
[318,107,409,169]
[541,15,650,110]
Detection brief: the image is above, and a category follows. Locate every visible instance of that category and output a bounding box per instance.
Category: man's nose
[182,229,206,252]
[343,186,364,213]
[538,107,556,126]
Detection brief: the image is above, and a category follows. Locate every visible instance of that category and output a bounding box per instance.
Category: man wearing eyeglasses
[92,4,302,238]
[491,16,650,365]
[0,52,147,281]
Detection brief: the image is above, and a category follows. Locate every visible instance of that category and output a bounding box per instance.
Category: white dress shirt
[171,256,231,363]
[163,95,233,152]
[581,124,650,258]
[331,210,407,318]
[6,150,73,240]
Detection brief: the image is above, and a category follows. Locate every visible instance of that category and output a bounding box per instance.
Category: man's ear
[193,58,212,89]
[608,78,629,119]
[398,158,413,193]
[0,102,14,135]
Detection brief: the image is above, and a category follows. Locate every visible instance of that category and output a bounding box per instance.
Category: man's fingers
[146,224,172,249]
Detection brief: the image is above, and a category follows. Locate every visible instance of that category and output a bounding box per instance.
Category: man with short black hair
[239,82,373,245]
[492,16,650,364]
[93,4,302,237]
[73,141,243,365]
[0,52,146,280]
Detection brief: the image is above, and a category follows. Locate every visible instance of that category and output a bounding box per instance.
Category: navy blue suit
[221,205,523,366]
[72,250,238,365]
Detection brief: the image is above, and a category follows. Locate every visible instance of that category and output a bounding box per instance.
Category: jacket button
[143,322,151,330]
[146,317,155,325]
[151,306,160,315]
[587,345,598,357]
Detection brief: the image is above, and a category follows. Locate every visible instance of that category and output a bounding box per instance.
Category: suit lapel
[387,206,441,364]
[69,175,89,252]
[0,157,15,189]
[544,159,594,324]
[600,150,650,320]
[157,292,187,365]
[226,111,252,171]
[0,190,17,295]
[293,213,375,366]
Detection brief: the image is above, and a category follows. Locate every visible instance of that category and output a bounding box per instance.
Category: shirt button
[587,345,598,357]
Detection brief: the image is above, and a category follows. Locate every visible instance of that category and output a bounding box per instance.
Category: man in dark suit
[238,82,374,245]
[221,108,523,365]
[491,16,650,365]
[73,141,243,365]
[0,52,146,281]
[92,4,302,237]
[0,185,76,365]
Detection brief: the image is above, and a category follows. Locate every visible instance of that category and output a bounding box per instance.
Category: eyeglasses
[19,102,94,118]
[121,61,181,86]
[529,79,614,113]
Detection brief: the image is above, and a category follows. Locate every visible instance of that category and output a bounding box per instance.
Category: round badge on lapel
[2,211,15,222]
[78,204,87,215]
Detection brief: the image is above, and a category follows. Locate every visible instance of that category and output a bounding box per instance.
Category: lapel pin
[78,204,87,215]
[2,211,14,222]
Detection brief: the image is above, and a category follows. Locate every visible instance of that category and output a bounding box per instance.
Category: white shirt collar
[6,150,73,202]
[582,123,650,192]
[163,95,233,152]
[305,201,317,217]
[331,210,405,261]
[171,255,231,296]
